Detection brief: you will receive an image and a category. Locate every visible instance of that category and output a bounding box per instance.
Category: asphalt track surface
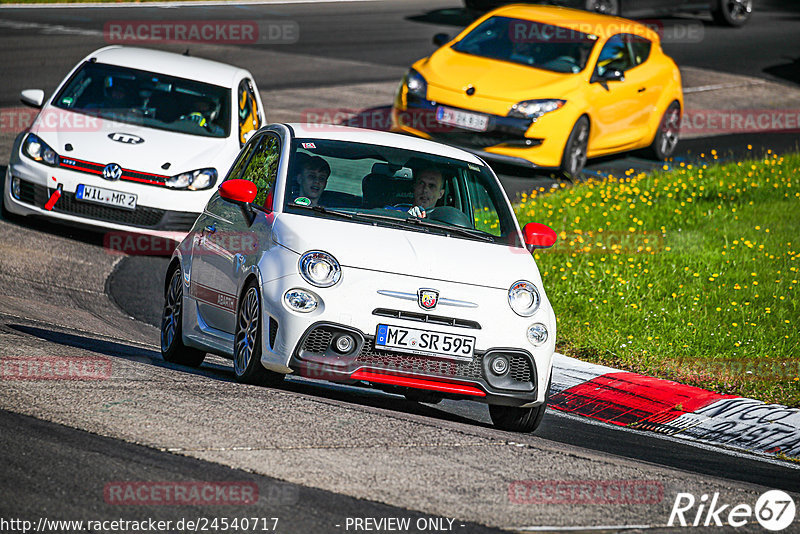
[1,0,800,532]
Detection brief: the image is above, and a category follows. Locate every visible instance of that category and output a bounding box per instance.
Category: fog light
[527,323,548,346]
[490,356,509,376]
[11,176,21,200]
[334,334,355,354]
[284,289,318,312]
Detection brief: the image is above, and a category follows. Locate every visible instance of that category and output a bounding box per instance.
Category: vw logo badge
[102,163,122,181]
[418,288,439,310]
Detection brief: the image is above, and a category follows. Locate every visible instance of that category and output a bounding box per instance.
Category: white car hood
[31,108,230,175]
[272,213,542,290]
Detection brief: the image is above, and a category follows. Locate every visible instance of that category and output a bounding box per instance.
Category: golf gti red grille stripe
[350,369,486,397]
[549,372,736,427]
[59,157,169,186]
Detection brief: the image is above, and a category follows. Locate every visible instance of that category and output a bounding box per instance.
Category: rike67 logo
[668,490,796,531]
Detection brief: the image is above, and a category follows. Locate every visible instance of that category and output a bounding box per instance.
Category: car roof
[488,4,661,42]
[83,46,246,87]
[284,123,486,166]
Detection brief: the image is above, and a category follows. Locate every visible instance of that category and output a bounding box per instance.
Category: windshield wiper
[289,204,354,220]
[403,217,495,242]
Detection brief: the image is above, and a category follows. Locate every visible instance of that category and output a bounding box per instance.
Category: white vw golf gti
[4,46,265,233]
[162,123,558,432]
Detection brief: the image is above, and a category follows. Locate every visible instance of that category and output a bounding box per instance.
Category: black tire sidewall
[560,116,590,178]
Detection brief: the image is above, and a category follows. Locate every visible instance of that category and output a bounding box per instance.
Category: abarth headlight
[508,99,566,121]
[299,251,341,288]
[508,280,540,317]
[165,168,217,190]
[405,69,428,99]
[22,133,59,166]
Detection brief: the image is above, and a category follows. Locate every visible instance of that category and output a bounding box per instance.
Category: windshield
[452,16,597,74]
[53,62,231,138]
[283,138,522,247]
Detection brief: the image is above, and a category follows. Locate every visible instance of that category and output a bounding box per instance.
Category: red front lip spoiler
[350,369,486,397]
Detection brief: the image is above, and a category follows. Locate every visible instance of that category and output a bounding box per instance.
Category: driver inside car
[406,166,445,218]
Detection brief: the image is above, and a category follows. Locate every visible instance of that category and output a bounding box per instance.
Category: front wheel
[161,266,206,367]
[586,0,620,15]
[234,283,285,387]
[711,0,752,27]
[560,116,590,179]
[649,101,681,161]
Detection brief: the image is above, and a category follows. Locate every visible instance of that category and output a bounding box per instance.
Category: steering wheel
[426,206,473,228]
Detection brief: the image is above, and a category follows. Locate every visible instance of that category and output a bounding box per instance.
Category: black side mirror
[591,69,625,90]
[432,33,450,47]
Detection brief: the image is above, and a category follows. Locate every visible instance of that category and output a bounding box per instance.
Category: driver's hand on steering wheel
[407,205,426,218]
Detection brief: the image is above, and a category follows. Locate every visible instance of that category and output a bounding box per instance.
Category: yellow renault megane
[392,5,683,176]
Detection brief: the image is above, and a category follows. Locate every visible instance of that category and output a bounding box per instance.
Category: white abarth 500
[162,123,558,432]
[3,46,265,234]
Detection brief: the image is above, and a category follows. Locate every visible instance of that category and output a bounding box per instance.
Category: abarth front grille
[298,326,533,385]
[356,337,484,380]
[372,308,481,329]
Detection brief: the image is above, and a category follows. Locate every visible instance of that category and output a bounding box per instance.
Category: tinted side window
[237,79,262,147]
[628,35,652,65]
[239,134,280,207]
[225,138,258,182]
[596,34,635,75]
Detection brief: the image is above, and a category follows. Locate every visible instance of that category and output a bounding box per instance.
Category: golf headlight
[405,69,428,99]
[299,251,341,288]
[165,168,217,190]
[22,134,59,166]
[508,99,566,120]
[508,280,540,317]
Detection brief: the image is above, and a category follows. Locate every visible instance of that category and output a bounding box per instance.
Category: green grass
[515,151,800,407]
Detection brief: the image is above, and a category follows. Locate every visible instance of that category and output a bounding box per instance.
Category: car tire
[234,282,285,387]
[404,389,444,404]
[586,0,620,15]
[161,265,206,367]
[489,374,551,433]
[560,116,590,179]
[649,101,681,161]
[711,0,752,27]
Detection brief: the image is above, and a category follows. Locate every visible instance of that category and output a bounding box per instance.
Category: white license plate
[375,324,475,361]
[436,106,489,132]
[76,184,137,210]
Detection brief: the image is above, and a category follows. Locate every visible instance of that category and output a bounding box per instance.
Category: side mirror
[20,89,45,108]
[218,179,270,224]
[523,222,557,251]
[598,69,625,82]
[219,179,257,204]
[432,33,450,47]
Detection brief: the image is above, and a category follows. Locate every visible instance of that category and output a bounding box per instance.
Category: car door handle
[204,223,217,234]
[638,87,647,93]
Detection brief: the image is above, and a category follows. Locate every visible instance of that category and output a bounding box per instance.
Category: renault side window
[596,34,635,76]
